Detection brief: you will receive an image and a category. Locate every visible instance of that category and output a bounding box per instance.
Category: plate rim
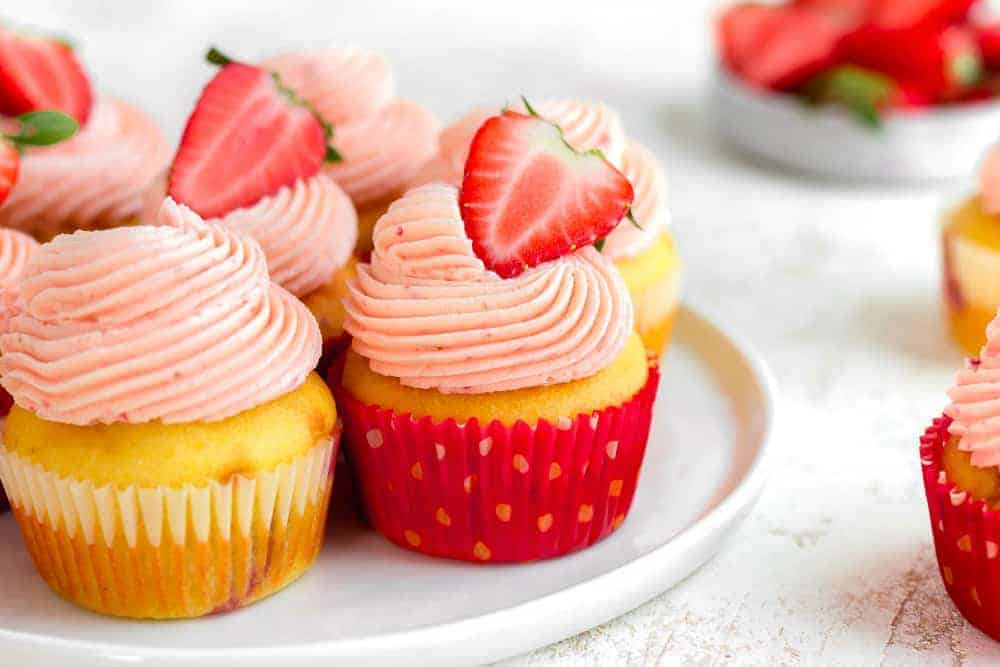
[0,302,778,665]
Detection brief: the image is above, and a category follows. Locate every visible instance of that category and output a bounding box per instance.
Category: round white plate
[0,304,775,666]
[713,67,1000,184]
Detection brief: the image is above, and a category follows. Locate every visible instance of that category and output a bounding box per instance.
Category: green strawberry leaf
[6,111,79,148]
[802,66,896,130]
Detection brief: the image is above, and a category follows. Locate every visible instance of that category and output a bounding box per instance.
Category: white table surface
[12,0,1000,664]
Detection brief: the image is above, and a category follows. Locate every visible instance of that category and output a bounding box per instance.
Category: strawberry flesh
[459,111,633,279]
[0,141,18,206]
[168,62,327,219]
[0,28,92,124]
[717,4,844,91]
[976,22,1000,70]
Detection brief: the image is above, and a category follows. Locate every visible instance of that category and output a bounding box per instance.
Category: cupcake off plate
[713,67,1000,184]
[0,304,774,667]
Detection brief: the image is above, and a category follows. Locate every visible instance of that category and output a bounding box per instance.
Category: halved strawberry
[0,27,92,124]
[168,49,336,219]
[840,24,981,102]
[793,0,871,29]
[717,3,843,91]
[459,109,633,279]
[0,110,78,206]
[976,22,1000,70]
[867,0,976,30]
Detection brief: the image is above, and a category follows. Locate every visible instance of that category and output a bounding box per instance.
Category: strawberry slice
[0,27,92,124]
[168,48,336,219]
[0,110,78,206]
[840,24,981,102]
[717,3,843,91]
[459,108,633,279]
[793,0,871,29]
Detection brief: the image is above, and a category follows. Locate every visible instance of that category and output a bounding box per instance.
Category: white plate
[0,304,775,666]
[713,67,1000,184]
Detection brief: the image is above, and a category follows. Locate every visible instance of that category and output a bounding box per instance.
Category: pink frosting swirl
[0,97,169,238]
[981,145,1000,215]
[0,199,321,425]
[146,174,357,297]
[946,315,1000,466]
[0,228,38,288]
[343,184,633,394]
[214,174,356,296]
[264,49,439,207]
[601,141,670,259]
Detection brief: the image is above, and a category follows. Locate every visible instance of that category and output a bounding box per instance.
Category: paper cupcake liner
[336,363,660,563]
[0,428,340,619]
[921,414,1000,640]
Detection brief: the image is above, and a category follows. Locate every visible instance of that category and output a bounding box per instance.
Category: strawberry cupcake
[0,26,168,240]
[920,309,1000,640]
[263,47,439,257]
[162,49,358,358]
[334,109,660,563]
[0,199,339,619]
[413,99,681,356]
[942,145,1000,355]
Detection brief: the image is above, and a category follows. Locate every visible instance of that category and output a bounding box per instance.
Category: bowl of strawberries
[713,0,1000,183]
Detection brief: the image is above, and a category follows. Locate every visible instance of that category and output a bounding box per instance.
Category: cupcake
[263,48,440,257]
[921,309,1000,640]
[943,145,1000,356]
[412,99,681,356]
[0,200,339,618]
[334,108,660,563]
[0,227,37,513]
[161,49,358,359]
[0,25,168,240]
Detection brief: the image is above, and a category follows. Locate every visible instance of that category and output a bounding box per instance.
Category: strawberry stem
[626,209,643,230]
[520,95,540,118]
[206,47,234,66]
[594,238,606,252]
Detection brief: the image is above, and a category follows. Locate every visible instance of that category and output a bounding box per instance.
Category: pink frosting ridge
[946,313,1000,466]
[0,97,169,238]
[264,48,439,208]
[980,145,1000,215]
[343,184,633,394]
[0,228,38,288]
[146,174,357,297]
[412,100,668,259]
[0,199,321,425]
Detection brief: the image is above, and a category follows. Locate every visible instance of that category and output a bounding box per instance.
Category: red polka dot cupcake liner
[921,414,1000,640]
[0,386,11,513]
[334,363,660,563]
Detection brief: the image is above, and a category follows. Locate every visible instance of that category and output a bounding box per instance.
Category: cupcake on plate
[0,199,339,619]
[0,227,37,513]
[161,49,358,359]
[334,108,660,563]
[943,145,1000,356]
[0,25,168,240]
[412,99,681,356]
[263,47,439,257]
[920,308,1000,640]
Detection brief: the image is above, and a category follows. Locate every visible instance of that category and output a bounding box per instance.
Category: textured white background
[13,0,1000,664]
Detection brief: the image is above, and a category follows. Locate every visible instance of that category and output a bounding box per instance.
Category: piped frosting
[946,313,1000,466]
[0,97,168,238]
[343,184,633,394]
[0,199,321,425]
[264,48,439,207]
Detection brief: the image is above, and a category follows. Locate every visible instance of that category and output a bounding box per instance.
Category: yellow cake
[615,233,682,357]
[302,256,359,346]
[342,333,650,426]
[943,196,1000,356]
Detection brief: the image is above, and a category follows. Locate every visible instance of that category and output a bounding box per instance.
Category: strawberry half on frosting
[459,102,634,279]
[165,49,357,301]
[0,26,92,124]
